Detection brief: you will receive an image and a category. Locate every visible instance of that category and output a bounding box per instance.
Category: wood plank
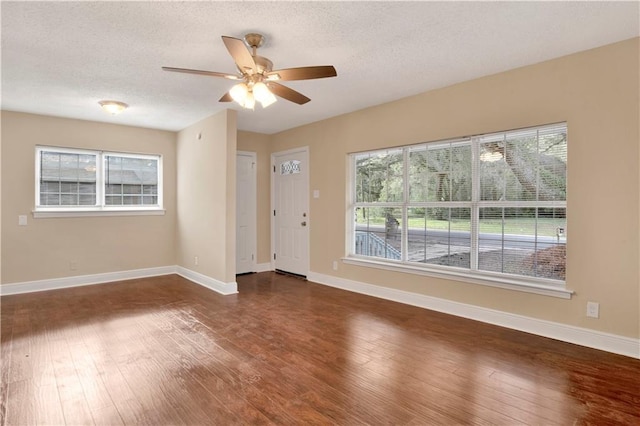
[68,342,124,425]
[0,300,15,425]
[6,378,66,426]
[49,337,95,426]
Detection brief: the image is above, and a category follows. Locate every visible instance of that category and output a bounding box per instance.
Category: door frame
[237,151,257,274]
[270,146,310,275]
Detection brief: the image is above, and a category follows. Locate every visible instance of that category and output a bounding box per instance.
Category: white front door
[272,148,309,277]
[236,152,256,274]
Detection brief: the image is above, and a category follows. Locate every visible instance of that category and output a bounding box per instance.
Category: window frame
[345,123,571,299]
[34,146,164,217]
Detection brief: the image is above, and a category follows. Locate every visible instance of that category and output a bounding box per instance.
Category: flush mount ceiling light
[162,33,337,110]
[98,100,128,115]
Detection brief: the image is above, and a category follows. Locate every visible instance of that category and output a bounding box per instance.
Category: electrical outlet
[18,215,27,226]
[332,260,338,271]
[194,256,199,266]
[69,261,78,271]
[586,301,600,318]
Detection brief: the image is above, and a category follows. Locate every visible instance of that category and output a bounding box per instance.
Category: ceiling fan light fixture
[259,94,277,108]
[253,82,277,108]
[98,100,128,115]
[230,83,249,104]
[244,91,255,110]
[252,82,269,101]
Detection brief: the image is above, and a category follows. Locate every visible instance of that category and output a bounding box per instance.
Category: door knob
[301,221,307,227]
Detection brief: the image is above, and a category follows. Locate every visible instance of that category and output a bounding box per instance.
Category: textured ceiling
[2,1,638,134]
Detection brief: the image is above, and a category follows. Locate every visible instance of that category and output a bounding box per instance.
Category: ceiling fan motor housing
[253,56,273,75]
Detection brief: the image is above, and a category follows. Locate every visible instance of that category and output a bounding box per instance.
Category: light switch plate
[18,215,27,226]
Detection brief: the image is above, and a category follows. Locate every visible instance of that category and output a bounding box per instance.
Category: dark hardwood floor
[1,272,639,425]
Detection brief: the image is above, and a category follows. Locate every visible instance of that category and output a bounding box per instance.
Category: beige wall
[269,38,640,338]
[1,111,177,283]
[176,109,237,284]
[237,131,272,265]
[2,108,238,287]
[0,115,2,283]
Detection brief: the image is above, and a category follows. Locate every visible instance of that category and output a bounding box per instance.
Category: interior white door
[273,148,309,276]
[236,152,256,274]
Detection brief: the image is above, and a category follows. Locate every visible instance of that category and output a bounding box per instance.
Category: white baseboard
[175,266,237,295]
[255,262,273,273]
[0,265,238,297]
[0,266,176,296]
[307,271,640,359]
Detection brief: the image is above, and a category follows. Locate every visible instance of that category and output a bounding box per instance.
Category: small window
[36,146,163,212]
[280,160,301,175]
[104,154,159,206]
[38,149,98,206]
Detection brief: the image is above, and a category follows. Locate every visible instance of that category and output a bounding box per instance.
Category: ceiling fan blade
[222,36,256,74]
[267,65,337,81]
[162,66,239,80]
[219,92,233,102]
[268,82,311,105]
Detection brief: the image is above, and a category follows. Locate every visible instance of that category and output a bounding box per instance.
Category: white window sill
[33,209,166,218]
[341,256,573,299]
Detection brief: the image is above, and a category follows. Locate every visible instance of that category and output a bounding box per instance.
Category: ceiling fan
[162,33,337,109]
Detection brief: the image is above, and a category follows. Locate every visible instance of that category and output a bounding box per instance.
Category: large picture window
[36,146,163,213]
[349,123,567,289]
